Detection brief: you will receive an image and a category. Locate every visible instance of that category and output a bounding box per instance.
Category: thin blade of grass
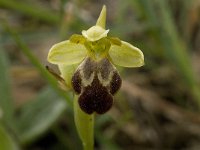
[0,49,14,126]
[0,0,59,24]
[0,124,19,150]
[15,87,67,145]
[134,0,200,107]
[2,21,72,106]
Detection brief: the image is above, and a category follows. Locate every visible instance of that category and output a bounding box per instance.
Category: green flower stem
[74,95,94,150]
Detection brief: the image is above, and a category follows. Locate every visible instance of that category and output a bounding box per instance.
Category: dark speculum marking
[71,57,122,114]
[82,58,95,80]
[98,58,112,80]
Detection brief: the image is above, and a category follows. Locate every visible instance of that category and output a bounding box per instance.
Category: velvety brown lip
[71,57,122,114]
[78,74,113,114]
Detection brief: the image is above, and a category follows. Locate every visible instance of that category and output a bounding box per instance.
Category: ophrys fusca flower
[47,5,144,114]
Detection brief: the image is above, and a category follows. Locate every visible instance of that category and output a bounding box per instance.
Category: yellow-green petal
[48,40,87,65]
[82,26,109,42]
[109,41,144,67]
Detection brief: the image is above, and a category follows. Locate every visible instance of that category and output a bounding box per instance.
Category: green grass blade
[135,0,200,107]
[2,21,72,106]
[0,49,14,126]
[15,87,67,145]
[0,124,19,150]
[0,0,59,24]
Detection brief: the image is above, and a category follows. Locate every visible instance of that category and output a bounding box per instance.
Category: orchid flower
[47,5,144,150]
[47,5,144,114]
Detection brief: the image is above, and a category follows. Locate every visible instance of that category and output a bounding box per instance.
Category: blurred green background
[0,0,200,149]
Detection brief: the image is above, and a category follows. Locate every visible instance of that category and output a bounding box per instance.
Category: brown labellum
[71,57,122,114]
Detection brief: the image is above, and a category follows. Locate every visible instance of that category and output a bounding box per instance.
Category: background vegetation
[0,0,200,149]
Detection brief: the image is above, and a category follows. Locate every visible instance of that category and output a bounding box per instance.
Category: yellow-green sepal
[109,41,144,67]
[96,5,106,29]
[47,40,87,65]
